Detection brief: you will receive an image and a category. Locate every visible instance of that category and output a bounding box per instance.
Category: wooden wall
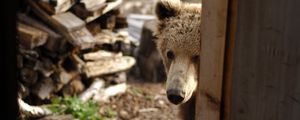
[196,0,228,119]
[229,0,300,120]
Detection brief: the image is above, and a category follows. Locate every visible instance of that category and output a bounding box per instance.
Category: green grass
[46,96,116,120]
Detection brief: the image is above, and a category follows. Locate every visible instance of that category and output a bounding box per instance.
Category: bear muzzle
[167,89,185,104]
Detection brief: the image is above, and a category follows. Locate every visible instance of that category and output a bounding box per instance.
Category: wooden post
[195,0,228,119]
[222,0,238,119]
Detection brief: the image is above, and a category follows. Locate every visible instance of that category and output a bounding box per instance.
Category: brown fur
[154,0,201,119]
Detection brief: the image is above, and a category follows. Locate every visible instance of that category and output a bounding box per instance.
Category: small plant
[47,96,116,120]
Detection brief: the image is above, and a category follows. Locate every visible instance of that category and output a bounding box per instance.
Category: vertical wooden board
[231,0,300,120]
[195,0,228,120]
[222,0,238,119]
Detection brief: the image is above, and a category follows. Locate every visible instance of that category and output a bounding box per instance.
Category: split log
[31,77,55,100]
[85,0,123,23]
[18,98,52,118]
[69,53,85,73]
[84,56,136,78]
[52,68,77,92]
[17,13,62,41]
[104,71,126,84]
[68,27,95,50]
[34,58,56,77]
[71,0,107,20]
[94,31,115,45]
[52,12,85,32]
[115,15,128,28]
[83,50,122,61]
[99,12,117,31]
[94,30,131,45]
[61,77,85,96]
[17,22,48,49]
[17,54,23,68]
[86,21,102,35]
[37,0,76,14]
[26,0,95,50]
[19,47,39,60]
[19,82,30,98]
[20,67,38,86]
[17,13,63,52]
[79,78,105,102]
[93,83,127,102]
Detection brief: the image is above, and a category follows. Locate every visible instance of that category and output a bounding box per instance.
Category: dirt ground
[98,76,180,120]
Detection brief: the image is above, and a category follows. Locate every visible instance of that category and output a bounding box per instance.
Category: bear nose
[167,89,185,105]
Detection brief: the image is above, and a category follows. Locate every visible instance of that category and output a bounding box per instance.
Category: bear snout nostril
[167,89,185,105]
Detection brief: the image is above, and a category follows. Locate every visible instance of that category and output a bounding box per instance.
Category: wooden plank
[52,12,85,32]
[222,0,238,119]
[195,0,228,119]
[230,0,300,120]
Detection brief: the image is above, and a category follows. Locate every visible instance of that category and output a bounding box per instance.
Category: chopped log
[17,54,23,68]
[93,83,127,102]
[94,31,115,45]
[18,98,52,118]
[99,12,117,31]
[85,0,123,23]
[94,30,131,45]
[34,58,56,77]
[52,12,85,32]
[115,15,128,28]
[19,82,30,98]
[52,69,77,92]
[17,22,48,49]
[19,47,39,59]
[71,0,107,20]
[61,76,85,96]
[81,0,106,10]
[17,13,63,52]
[37,0,76,14]
[84,56,136,78]
[86,21,102,35]
[17,13,61,40]
[20,67,38,86]
[44,37,68,52]
[31,77,55,100]
[83,50,122,61]
[69,53,85,73]
[68,27,95,50]
[104,71,127,84]
[26,0,95,50]
[79,78,105,102]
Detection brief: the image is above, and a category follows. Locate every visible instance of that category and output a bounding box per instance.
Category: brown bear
[154,0,201,119]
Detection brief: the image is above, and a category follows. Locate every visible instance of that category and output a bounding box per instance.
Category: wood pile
[17,0,136,117]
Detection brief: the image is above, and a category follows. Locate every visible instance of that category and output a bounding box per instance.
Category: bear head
[154,0,201,105]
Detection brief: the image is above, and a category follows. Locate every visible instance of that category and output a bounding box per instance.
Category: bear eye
[191,55,200,63]
[167,50,175,60]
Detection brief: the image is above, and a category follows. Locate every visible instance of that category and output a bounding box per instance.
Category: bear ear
[155,0,181,20]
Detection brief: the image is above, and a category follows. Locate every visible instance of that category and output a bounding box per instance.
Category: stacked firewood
[17,0,137,117]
